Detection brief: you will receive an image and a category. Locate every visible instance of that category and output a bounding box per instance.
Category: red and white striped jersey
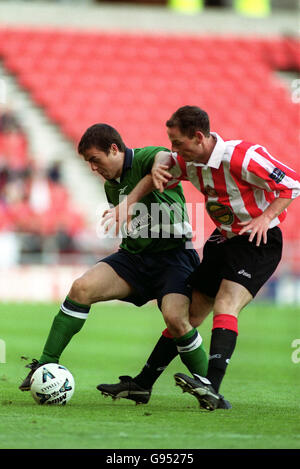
[167,133,300,238]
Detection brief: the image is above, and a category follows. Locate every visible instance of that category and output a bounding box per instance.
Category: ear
[195,130,205,144]
[110,143,119,154]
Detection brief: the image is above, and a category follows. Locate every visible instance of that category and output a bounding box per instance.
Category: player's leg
[97,247,213,404]
[39,262,134,364]
[173,283,250,410]
[98,294,194,404]
[160,292,209,377]
[175,227,283,409]
[98,291,213,405]
[132,251,214,390]
[189,289,214,328]
[133,289,213,390]
[206,227,282,395]
[19,262,134,390]
[206,279,252,393]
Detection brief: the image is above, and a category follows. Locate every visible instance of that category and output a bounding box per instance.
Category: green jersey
[104,146,192,254]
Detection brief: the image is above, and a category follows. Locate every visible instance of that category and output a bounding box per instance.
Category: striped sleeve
[168,153,188,180]
[164,153,187,189]
[240,145,300,199]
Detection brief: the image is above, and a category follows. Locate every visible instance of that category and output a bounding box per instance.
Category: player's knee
[69,277,92,305]
[163,312,190,338]
[189,306,211,328]
[189,310,205,328]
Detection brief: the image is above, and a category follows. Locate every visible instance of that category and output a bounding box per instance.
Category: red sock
[213,313,238,335]
[162,328,173,339]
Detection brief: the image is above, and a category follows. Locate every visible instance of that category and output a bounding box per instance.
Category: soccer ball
[30,363,75,405]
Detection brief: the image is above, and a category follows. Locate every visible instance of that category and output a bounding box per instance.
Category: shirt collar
[186,132,225,169]
[114,148,134,183]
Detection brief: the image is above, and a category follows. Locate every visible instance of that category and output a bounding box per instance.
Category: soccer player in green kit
[19,123,214,408]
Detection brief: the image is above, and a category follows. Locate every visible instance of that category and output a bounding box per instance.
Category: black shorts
[100,245,200,308]
[189,227,282,298]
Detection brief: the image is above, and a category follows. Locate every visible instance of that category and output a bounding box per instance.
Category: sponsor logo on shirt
[204,185,218,197]
[118,185,128,195]
[206,202,234,225]
[270,167,285,184]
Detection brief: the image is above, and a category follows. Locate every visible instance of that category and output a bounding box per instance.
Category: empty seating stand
[0,28,298,267]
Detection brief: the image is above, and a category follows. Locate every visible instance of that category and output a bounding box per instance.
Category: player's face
[82,145,122,180]
[167,126,204,162]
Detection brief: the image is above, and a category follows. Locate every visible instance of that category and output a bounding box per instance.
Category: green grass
[0,301,300,449]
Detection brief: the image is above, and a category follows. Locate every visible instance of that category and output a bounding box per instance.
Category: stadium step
[0,60,106,224]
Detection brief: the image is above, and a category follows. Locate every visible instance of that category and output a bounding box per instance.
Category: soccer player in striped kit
[99,106,300,410]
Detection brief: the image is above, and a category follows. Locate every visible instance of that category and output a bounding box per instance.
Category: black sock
[134,335,178,389]
[206,328,237,393]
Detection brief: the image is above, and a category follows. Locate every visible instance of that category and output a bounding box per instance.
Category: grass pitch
[0,301,299,450]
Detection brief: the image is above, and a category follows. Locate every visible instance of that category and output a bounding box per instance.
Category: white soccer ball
[30,363,75,405]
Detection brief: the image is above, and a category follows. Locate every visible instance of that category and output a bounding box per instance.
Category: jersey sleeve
[241,146,300,199]
[163,153,189,190]
[135,146,169,176]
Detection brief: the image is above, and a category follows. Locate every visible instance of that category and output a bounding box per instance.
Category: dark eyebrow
[84,155,95,162]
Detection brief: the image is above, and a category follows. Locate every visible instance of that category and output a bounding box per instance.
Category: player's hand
[238,215,271,246]
[151,164,172,193]
[101,199,132,235]
[101,207,118,235]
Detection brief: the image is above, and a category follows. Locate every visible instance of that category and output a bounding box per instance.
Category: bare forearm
[239,196,293,246]
[263,197,293,222]
[126,174,155,206]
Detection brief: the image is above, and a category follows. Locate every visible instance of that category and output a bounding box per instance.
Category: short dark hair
[166,106,210,138]
[78,123,126,155]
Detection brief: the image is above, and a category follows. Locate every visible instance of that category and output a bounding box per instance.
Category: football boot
[174,372,220,411]
[19,359,43,391]
[97,375,152,405]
